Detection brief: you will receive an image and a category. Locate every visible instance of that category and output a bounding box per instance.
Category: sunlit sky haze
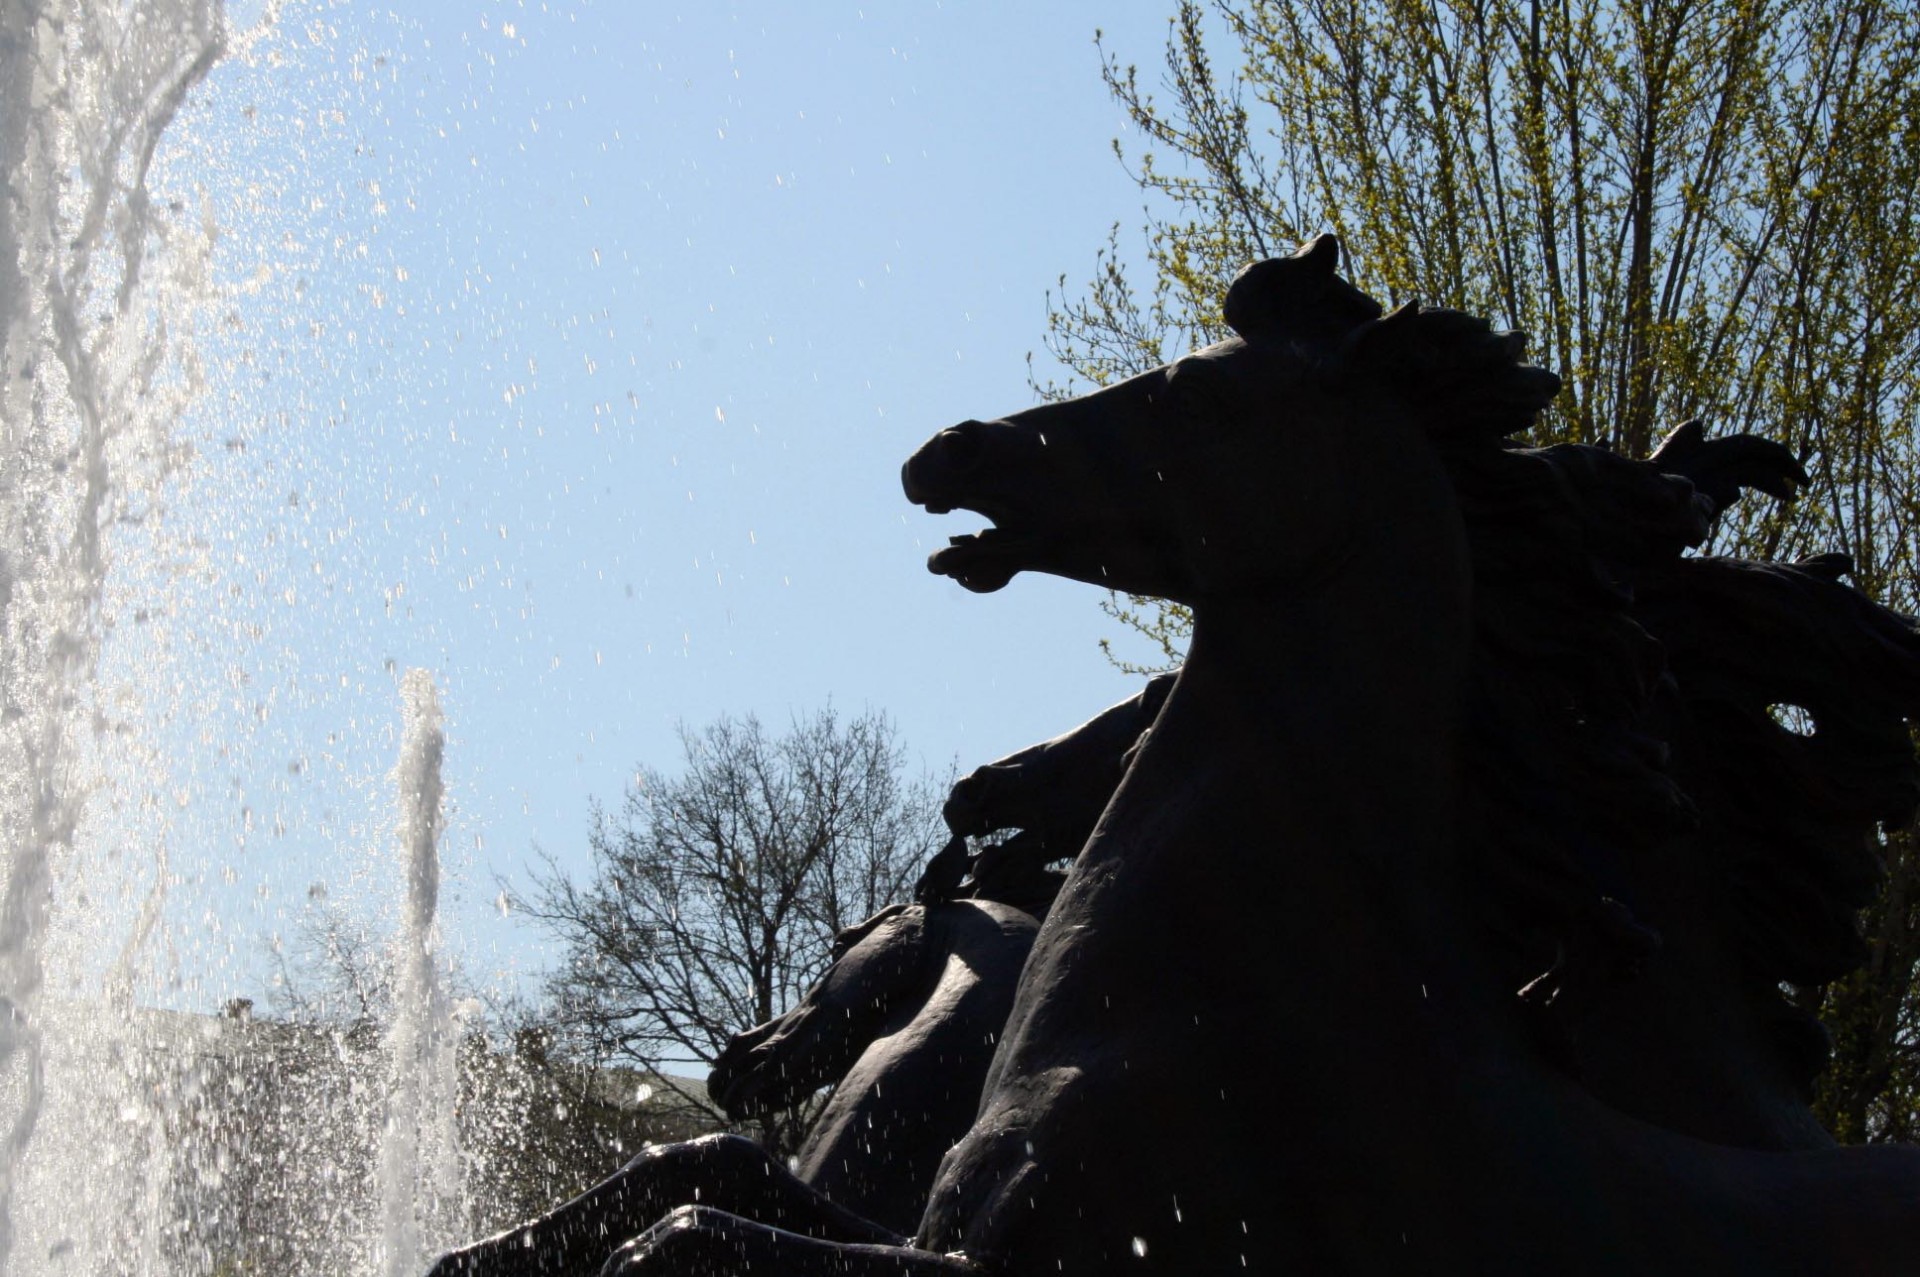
[143,0,1190,1007]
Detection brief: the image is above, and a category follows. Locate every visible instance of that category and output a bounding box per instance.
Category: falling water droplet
[1131,1237,1148,1258]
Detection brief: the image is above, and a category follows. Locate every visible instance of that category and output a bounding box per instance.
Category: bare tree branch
[515,707,946,1152]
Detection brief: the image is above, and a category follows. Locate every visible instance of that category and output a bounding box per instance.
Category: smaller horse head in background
[702,893,1030,1236]
[706,678,1168,1233]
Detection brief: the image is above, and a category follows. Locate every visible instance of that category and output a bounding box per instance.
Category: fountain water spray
[380,669,463,1275]
[0,1,224,1266]
[0,5,529,1269]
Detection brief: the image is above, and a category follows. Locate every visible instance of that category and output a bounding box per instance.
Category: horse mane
[1319,299,1707,986]
[1291,274,1920,1043]
[826,902,920,964]
[1638,554,1920,984]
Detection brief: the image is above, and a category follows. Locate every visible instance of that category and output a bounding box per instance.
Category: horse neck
[1167,521,1476,878]
[1071,515,1499,1107]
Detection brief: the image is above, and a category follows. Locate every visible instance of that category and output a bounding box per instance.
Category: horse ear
[1299,232,1341,275]
[1223,234,1383,345]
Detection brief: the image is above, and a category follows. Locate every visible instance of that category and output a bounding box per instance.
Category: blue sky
[132,0,1195,1009]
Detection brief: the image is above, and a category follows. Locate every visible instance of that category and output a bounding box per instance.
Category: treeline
[160,1004,711,1276]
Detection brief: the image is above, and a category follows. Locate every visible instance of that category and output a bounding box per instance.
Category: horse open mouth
[903,431,1047,591]
[928,526,1038,593]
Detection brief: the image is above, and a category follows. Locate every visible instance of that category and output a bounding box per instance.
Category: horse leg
[427,1134,906,1277]
[601,1206,981,1277]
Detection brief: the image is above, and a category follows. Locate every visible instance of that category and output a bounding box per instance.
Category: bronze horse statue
[574,237,1920,1274]
[427,683,1169,1273]
[916,671,1172,906]
[423,906,1041,1274]
[703,896,1043,1236]
[712,674,1172,1235]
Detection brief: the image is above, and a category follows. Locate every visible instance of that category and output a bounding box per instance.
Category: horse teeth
[926,502,954,514]
[948,535,972,547]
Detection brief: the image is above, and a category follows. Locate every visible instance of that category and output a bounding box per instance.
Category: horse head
[940,673,1174,863]
[903,235,1562,612]
[903,237,1393,602]
[707,902,930,1121]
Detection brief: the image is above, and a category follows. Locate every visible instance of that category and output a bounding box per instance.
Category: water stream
[0,5,476,1271]
[0,2,226,1268]
[378,669,461,1277]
